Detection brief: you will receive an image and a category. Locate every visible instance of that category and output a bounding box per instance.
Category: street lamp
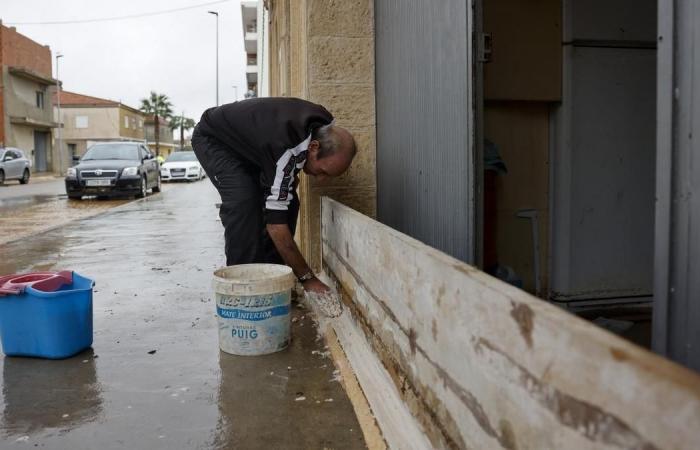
[55,53,64,173]
[208,10,219,106]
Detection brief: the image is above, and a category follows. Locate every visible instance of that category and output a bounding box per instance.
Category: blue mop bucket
[0,271,94,359]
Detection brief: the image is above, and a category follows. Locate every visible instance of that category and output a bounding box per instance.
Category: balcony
[245,33,258,53]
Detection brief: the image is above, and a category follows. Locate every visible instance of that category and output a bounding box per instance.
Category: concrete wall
[322,197,700,450]
[256,0,270,97]
[267,0,376,271]
[61,106,121,142]
[10,124,34,155]
[2,69,55,169]
[3,70,54,127]
[118,107,145,141]
[0,24,53,148]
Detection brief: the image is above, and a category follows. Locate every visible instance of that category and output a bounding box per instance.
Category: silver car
[0,147,32,185]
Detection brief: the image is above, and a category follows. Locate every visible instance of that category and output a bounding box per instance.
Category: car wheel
[152,174,162,193]
[136,176,147,198]
[0,170,4,185]
[19,169,30,184]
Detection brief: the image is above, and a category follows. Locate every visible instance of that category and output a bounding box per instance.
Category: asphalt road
[0,180,364,449]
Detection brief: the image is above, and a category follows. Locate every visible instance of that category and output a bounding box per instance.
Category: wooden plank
[321,322,388,450]
[321,197,700,449]
[309,277,432,450]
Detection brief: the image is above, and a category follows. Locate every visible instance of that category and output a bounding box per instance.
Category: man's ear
[308,140,320,155]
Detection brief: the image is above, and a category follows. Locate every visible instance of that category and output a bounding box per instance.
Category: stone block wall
[268,0,377,271]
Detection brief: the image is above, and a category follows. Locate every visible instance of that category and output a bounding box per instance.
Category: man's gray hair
[312,124,338,159]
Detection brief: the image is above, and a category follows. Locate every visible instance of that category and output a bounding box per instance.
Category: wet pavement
[0,178,180,245]
[0,179,65,201]
[0,181,365,449]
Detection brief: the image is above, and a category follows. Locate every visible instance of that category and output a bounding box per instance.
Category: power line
[5,0,230,26]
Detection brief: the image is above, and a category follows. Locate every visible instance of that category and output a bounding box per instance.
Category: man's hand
[302,277,331,294]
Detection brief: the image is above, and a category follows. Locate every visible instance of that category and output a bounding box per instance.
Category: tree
[139,91,174,156]
[170,114,196,151]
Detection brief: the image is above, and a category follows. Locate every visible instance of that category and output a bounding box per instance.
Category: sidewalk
[29,172,63,183]
[0,181,365,449]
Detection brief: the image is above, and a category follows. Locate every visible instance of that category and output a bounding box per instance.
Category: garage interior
[481,0,657,347]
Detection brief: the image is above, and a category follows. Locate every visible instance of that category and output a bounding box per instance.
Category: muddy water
[0,196,130,246]
[0,181,365,449]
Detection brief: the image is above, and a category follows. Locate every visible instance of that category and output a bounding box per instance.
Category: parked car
[160,151,205,182]
[0,147,31,185]
[65,142,161,199]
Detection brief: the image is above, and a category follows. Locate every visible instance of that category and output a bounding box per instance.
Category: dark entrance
[33,130,49,172]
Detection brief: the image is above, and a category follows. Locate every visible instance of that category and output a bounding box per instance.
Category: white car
[160,151,205,182]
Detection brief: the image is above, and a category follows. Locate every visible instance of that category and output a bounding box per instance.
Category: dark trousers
[192,129,299,266]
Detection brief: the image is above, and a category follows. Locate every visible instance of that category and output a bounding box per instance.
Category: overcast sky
[2,0,247,126]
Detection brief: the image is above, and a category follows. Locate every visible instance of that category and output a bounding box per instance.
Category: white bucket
[212,264,295,356]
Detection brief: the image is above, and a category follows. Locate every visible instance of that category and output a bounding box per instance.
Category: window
[35,91,44,109]
[68,143,77,156]
[139,119,143,128]
[76,116,89,129]
[124,116,129,129]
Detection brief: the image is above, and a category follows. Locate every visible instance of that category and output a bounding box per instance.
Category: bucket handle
[0,271,73,296]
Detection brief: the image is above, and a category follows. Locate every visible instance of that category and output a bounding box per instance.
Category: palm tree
[170,114,197,150]
[139,91,174,156]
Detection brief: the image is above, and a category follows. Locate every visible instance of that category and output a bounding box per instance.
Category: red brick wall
[0,25,53,145]
[0,25,52,77]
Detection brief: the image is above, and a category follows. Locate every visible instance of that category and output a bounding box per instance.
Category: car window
[165,152,197,162]
[7,150,18,159]
[82,144,140,161]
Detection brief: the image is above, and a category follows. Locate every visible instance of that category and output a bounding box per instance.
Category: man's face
[303,140,353,182]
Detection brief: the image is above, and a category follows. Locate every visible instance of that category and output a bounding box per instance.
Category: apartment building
[0,23,59,172]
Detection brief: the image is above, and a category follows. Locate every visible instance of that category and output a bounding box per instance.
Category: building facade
[241,1,264,98]
[264,2,700,447]
[0,23,60,173]
[265,0,700,382]
[55,90,145,157]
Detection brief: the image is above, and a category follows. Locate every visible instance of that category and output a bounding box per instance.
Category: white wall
[257,0,269,97]
[60,106,121,140]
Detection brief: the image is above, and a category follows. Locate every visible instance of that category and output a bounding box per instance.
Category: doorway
[480,0,657,347]
[33,130,49,172]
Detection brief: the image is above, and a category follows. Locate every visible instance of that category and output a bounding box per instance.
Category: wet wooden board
[321,197,700,450]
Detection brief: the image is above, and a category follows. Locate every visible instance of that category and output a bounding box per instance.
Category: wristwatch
[298,271,316,283]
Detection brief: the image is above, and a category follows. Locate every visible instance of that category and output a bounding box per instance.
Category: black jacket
[196,97,333,224]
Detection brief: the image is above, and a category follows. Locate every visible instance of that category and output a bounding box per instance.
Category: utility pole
[208,11,219,106]
[55,53,64,172]
[180,111,185,151]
